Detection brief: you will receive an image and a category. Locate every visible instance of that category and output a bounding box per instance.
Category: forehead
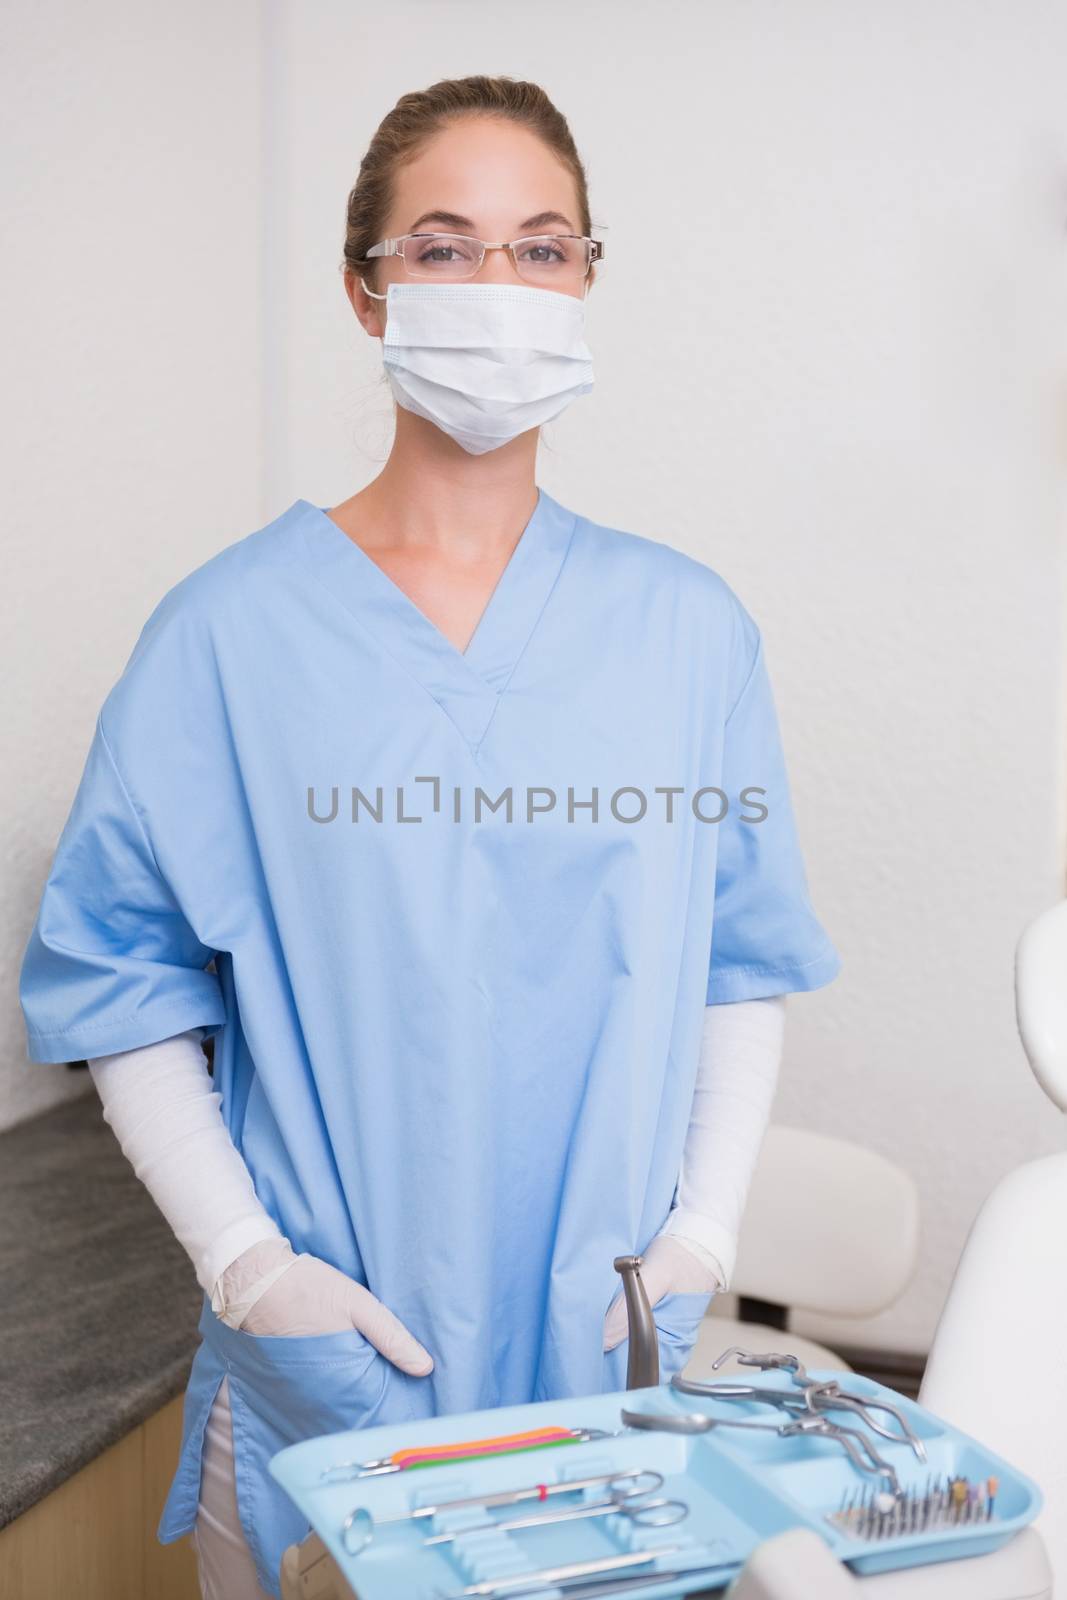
[386,117,579,231]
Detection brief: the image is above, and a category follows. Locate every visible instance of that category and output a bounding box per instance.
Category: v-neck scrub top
[19,487,841,1593]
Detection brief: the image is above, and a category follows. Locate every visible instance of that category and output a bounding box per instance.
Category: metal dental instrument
[321,1425,617,1482]
[711,1346,814,1378]
[341,1467,665,1556]
[672,1371,927,1463]
[691,1347,928,1463]
[436,1545,690,1598]
[422,1478,688,1545]
[464,1565,742,1600]
[620,1404,902,1496]
[613,1254,660,1388]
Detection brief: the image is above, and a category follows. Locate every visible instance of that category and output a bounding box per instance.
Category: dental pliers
[621,1400,903,1496]
[671,1347,927,1463]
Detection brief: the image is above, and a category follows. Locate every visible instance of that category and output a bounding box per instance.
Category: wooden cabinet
[0,1395,200,1600]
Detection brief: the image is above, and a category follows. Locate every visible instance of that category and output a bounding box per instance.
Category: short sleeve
[706,607,842,1004]
[19,711,226,1064]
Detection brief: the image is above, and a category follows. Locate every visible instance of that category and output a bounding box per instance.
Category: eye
[419,242,457,264]
[411,234,480,266]
[518,237,568,266]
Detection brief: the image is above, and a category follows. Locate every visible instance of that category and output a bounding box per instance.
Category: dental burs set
[826,1474,1001,1542]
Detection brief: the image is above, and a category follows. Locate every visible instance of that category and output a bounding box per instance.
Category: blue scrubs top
[19,488,841,1594]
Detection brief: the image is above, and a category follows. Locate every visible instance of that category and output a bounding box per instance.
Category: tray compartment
[657,1373,1042,1578]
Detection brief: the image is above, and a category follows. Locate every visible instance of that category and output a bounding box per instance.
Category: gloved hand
[602,1232,722,1352]
[215,1236,434,1376]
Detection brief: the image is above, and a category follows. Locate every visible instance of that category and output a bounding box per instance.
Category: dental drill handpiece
[613,1255,660,1389]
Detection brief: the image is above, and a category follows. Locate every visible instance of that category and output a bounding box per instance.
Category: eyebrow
[406,209,577,235]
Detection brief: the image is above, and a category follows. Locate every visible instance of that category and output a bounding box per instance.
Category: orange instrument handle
[388,1425,579,1471]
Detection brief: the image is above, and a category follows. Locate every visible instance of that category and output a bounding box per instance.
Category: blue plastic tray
[269,1367,1044,1598]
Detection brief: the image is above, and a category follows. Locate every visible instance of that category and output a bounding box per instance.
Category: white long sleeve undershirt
[661,994,786,1291]
[87,1031,283,1296]
[87,995,785,1303]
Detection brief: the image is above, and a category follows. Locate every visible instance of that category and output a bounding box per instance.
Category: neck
[349,409,541,556]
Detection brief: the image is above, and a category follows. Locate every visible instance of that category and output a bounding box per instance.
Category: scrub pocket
[651,1288,715,1378]
[198,1301,420,1597]
[602,1288,715,1391]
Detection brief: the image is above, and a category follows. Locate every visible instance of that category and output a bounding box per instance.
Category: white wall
[3,0,265,1125]
[5,1,1066,1353]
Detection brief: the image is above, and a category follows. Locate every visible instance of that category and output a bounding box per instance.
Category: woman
[19,75,840,1600]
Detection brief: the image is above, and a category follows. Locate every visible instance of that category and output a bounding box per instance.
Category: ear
[344,268,385,338]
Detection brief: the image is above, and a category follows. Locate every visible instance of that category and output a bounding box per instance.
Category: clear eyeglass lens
[399,234,591,285]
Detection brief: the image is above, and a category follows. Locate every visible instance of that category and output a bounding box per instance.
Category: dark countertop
[0,1089,202,1528]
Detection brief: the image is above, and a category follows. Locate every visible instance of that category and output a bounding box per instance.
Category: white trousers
[192,1376,275,1600]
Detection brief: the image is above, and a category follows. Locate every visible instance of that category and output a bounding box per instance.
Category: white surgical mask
[361,279,594,455]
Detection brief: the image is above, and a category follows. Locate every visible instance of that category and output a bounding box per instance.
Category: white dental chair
[912,899,1067,1589]
[684,1126,921,1379]
[720,900,1067,1599]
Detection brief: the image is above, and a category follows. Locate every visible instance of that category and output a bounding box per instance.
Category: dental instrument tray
[269,1367,1043,1599]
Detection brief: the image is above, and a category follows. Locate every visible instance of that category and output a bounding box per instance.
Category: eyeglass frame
[360,232,605,282]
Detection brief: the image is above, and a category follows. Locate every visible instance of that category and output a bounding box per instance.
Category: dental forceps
[671,1375,926,1463]
[620,1403,902,1496]
[421,1469,688,1546]
[678,1347,927,1463]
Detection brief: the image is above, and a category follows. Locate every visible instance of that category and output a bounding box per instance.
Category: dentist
[20,73,840,1600]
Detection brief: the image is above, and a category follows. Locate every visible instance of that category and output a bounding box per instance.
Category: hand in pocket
[220,1239,434,1374]
[602,1233,721,1352]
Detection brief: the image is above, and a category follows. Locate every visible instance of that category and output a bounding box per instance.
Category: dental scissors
[421,1470,688,1545]
[341,1466,666,1556]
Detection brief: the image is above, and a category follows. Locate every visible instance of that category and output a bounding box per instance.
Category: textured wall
[6,2,1066,1354]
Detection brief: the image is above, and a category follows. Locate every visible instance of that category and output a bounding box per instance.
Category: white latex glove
[602,1233,722,1352]
[217,1236,434,1376]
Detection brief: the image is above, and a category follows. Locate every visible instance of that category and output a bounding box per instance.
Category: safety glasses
[362,232,604,288]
